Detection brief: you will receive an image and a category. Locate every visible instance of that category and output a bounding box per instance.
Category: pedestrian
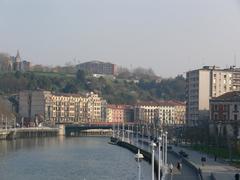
[177,162,181,171]
[169,163,173,173]
[160,168,163,178]
[214,154,217,161]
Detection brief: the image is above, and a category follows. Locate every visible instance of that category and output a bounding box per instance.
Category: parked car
[179,150,188,158]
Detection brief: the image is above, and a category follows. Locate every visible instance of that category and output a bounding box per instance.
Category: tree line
[0,70,186,104]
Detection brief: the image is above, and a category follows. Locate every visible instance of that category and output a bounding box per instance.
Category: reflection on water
[0,137,151,180]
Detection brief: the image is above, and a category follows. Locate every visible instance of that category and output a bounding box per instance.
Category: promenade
[172,145,239,180]
[114,133,199,180]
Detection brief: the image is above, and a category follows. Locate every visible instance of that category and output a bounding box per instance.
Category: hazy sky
[0,0,240,77]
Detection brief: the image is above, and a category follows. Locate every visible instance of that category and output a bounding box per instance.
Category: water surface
[0,137,152,180]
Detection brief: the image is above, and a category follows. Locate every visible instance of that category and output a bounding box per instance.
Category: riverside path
[172,145,239,180]
[129,136,199,180]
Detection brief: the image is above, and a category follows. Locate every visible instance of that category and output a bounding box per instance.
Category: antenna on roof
[234,53,237,67]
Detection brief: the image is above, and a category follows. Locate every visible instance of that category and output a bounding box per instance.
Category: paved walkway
[129,137,199,180]
[171,145,239,180]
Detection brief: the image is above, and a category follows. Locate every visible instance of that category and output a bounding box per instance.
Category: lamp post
[137,124,139,147]
[122,121,125,141]
[148,125,151,152]
[112,123,115,138]
[5,116,7,132]
[164,132,168,165]
[117,121,120,139]
[132,124,134,144]
[142,126,144,149]
[151,141,157,180]
[162,133,165,165]
[128,124,130,143]
[158,136,162,180]
[135,149,144,180]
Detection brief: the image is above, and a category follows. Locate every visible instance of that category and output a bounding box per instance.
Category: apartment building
[186,66,240,126]
[134,101,159,124]
[134,101,186,126]
[209,91,240,138]
[106,105,134,123]
[19,91,104,126]
[173,101,186,125]
[76,61,117,76]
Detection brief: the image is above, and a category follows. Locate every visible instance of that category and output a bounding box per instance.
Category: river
[0,137,152,180]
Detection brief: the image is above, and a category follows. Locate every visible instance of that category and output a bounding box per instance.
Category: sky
[0,0,240,77]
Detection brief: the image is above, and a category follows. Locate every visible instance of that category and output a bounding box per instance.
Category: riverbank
[0,128,59,140]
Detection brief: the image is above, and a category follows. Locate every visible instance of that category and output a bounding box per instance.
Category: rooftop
[211,91,240,101]
[136,100,185,107]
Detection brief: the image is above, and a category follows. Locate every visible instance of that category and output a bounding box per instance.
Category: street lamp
[164,132,168,165]
[132,124,134,144]
[158,136,162,180]
[142,126,144,149]
[117,121,120,139]
[137,124,139,147]
[127,124,130,143]
[122,121,125,141]
[112,123,115,138]
[151,141,157,180]
[135,149,144,180]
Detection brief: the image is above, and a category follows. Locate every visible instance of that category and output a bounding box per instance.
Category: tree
[63,82,78,93]
[76,69,86,83]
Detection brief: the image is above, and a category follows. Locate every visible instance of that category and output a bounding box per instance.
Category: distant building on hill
[76,61,117,76]
[0,50,30,72]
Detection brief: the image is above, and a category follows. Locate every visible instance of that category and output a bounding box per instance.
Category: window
[234,114,238,121]
[234,104,238,112]
[223,114,226,121]
[223,105,227,111]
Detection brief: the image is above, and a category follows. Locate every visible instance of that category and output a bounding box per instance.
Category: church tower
[14,50,21,71]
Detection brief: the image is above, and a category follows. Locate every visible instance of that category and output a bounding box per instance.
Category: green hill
[0,71,186,104]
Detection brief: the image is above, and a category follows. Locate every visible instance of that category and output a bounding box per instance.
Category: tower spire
[15,50,21,62]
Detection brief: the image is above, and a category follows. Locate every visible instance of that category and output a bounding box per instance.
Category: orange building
[106,105,134,123]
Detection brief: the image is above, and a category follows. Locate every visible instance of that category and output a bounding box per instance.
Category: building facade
[19,91,104,126]
[106,105,134,123]
[173,101,186,125]
[0,96,16,129]
[76,61,117,76]
[209,91,240,138]
[134,101,186,126]
[186,66,240,126]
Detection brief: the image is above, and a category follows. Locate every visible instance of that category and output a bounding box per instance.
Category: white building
[186,66,240,126]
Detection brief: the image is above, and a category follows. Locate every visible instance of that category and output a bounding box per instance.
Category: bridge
[64,124,114,137]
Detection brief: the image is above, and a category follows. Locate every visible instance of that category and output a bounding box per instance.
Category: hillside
[0,71,186,104]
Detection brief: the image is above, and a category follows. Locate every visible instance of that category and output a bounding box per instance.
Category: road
[166,152,199,180]
[128,136,199,180]
[172,145,238,180]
